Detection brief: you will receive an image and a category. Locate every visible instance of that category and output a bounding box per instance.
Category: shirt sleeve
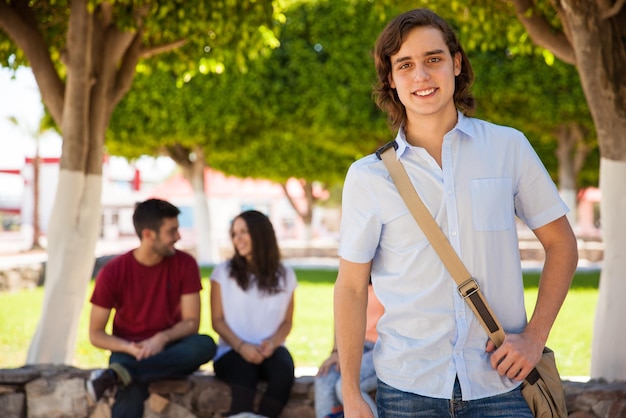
[514,134,569,229]
[283,265,298,295]
[338,160,383,263]
[210,262,227,286]
[90,260,117,309]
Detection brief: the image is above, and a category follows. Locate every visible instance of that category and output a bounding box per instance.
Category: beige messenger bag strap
[376,140,507,346]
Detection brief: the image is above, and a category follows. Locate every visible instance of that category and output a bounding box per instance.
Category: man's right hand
[343,395,376,418]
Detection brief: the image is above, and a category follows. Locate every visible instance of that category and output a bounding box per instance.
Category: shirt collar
[393,111,475,159]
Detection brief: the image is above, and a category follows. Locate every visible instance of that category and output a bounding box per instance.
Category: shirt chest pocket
[470,178,514,231]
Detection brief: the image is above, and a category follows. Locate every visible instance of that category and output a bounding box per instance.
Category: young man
[86,198,216,417]
[334,8,578,417]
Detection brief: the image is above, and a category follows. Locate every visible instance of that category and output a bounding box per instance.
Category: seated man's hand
[134,333,168,360]
[317,351,339,376]
[125,341,143,359]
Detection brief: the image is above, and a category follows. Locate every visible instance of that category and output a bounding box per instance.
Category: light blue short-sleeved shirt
[338,112,568,401]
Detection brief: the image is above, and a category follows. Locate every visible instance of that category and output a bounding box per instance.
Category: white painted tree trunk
[26,171,102,364]
[192,188,218,265]
[303,221,314,248]
[590,159,626,381]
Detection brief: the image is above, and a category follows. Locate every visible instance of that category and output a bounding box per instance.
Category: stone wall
[0,263,43,292]
[0,365,313,418]
[1,365,626,418]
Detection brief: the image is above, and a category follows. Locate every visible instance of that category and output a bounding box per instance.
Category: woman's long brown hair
[228,210,285,294]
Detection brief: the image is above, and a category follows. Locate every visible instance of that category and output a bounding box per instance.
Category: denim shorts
[376,377,533,417]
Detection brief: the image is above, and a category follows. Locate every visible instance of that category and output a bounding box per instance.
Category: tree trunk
[31,145,42,250]
[513,0,626,380]
[186,159,218,265]
[591,159,626,380]
[281,180,315,251]
[26,0,140,363]
[26,171,102,364]
[560,4,626,380]
[554,123,590,229]
[168,145,219,265]
[26,1,102,363]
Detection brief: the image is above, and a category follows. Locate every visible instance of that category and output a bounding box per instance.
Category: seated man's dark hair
[132,199,180,239]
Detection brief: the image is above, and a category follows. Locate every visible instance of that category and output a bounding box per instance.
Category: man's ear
[388,73,396,89]
[140,228,155,242]
[454,52,462,77]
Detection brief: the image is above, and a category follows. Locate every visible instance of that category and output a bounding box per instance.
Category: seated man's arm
[161,292,201,341]
[89,304,141,357]
[137,292,201,359]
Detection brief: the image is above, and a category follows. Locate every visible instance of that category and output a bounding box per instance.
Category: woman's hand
[239,342,265,364]
[259,338,277,358]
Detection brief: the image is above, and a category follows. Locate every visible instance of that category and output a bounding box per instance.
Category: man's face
[151,217,180,257]
[388,26,461,120]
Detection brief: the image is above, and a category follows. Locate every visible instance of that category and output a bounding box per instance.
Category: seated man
[86,198,216,418]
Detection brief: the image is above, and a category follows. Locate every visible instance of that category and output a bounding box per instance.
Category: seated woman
[210,210,297,418]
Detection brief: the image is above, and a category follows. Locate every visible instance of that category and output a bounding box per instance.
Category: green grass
[523,270,600,377]
[0,268,598,377]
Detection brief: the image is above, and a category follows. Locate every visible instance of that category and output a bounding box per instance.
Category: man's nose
[413,64,430,81]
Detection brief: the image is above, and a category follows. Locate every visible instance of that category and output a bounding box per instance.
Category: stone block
[0,392,25,418]
[149,379,191,395]
[0,367,41,384]
[148,393,170,413]
[89,401,111,418]
[26,376,88,418]
[146,400,196,418]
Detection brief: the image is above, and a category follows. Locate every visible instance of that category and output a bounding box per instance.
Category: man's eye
[429,57,441,63]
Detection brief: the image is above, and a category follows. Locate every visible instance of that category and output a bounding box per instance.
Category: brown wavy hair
[228,210,285,294]
[373,8,476,132]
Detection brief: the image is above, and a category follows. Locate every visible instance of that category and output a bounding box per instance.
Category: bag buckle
[375,140,398,160]
[458,278,480,299]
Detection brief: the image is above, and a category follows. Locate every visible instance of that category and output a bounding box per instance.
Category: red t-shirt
[90,250,202,342]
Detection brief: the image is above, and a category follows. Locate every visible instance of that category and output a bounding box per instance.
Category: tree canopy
[108,0,598,190]
[107,0,399,188]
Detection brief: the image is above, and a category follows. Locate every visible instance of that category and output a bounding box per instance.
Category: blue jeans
[109,334,216,418]
[377,377,533,418]
[314,341,378,418]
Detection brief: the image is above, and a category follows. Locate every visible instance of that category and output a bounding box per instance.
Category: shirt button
[451,231,457,236]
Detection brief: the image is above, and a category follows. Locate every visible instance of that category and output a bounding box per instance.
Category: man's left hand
[485,332,543,381]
